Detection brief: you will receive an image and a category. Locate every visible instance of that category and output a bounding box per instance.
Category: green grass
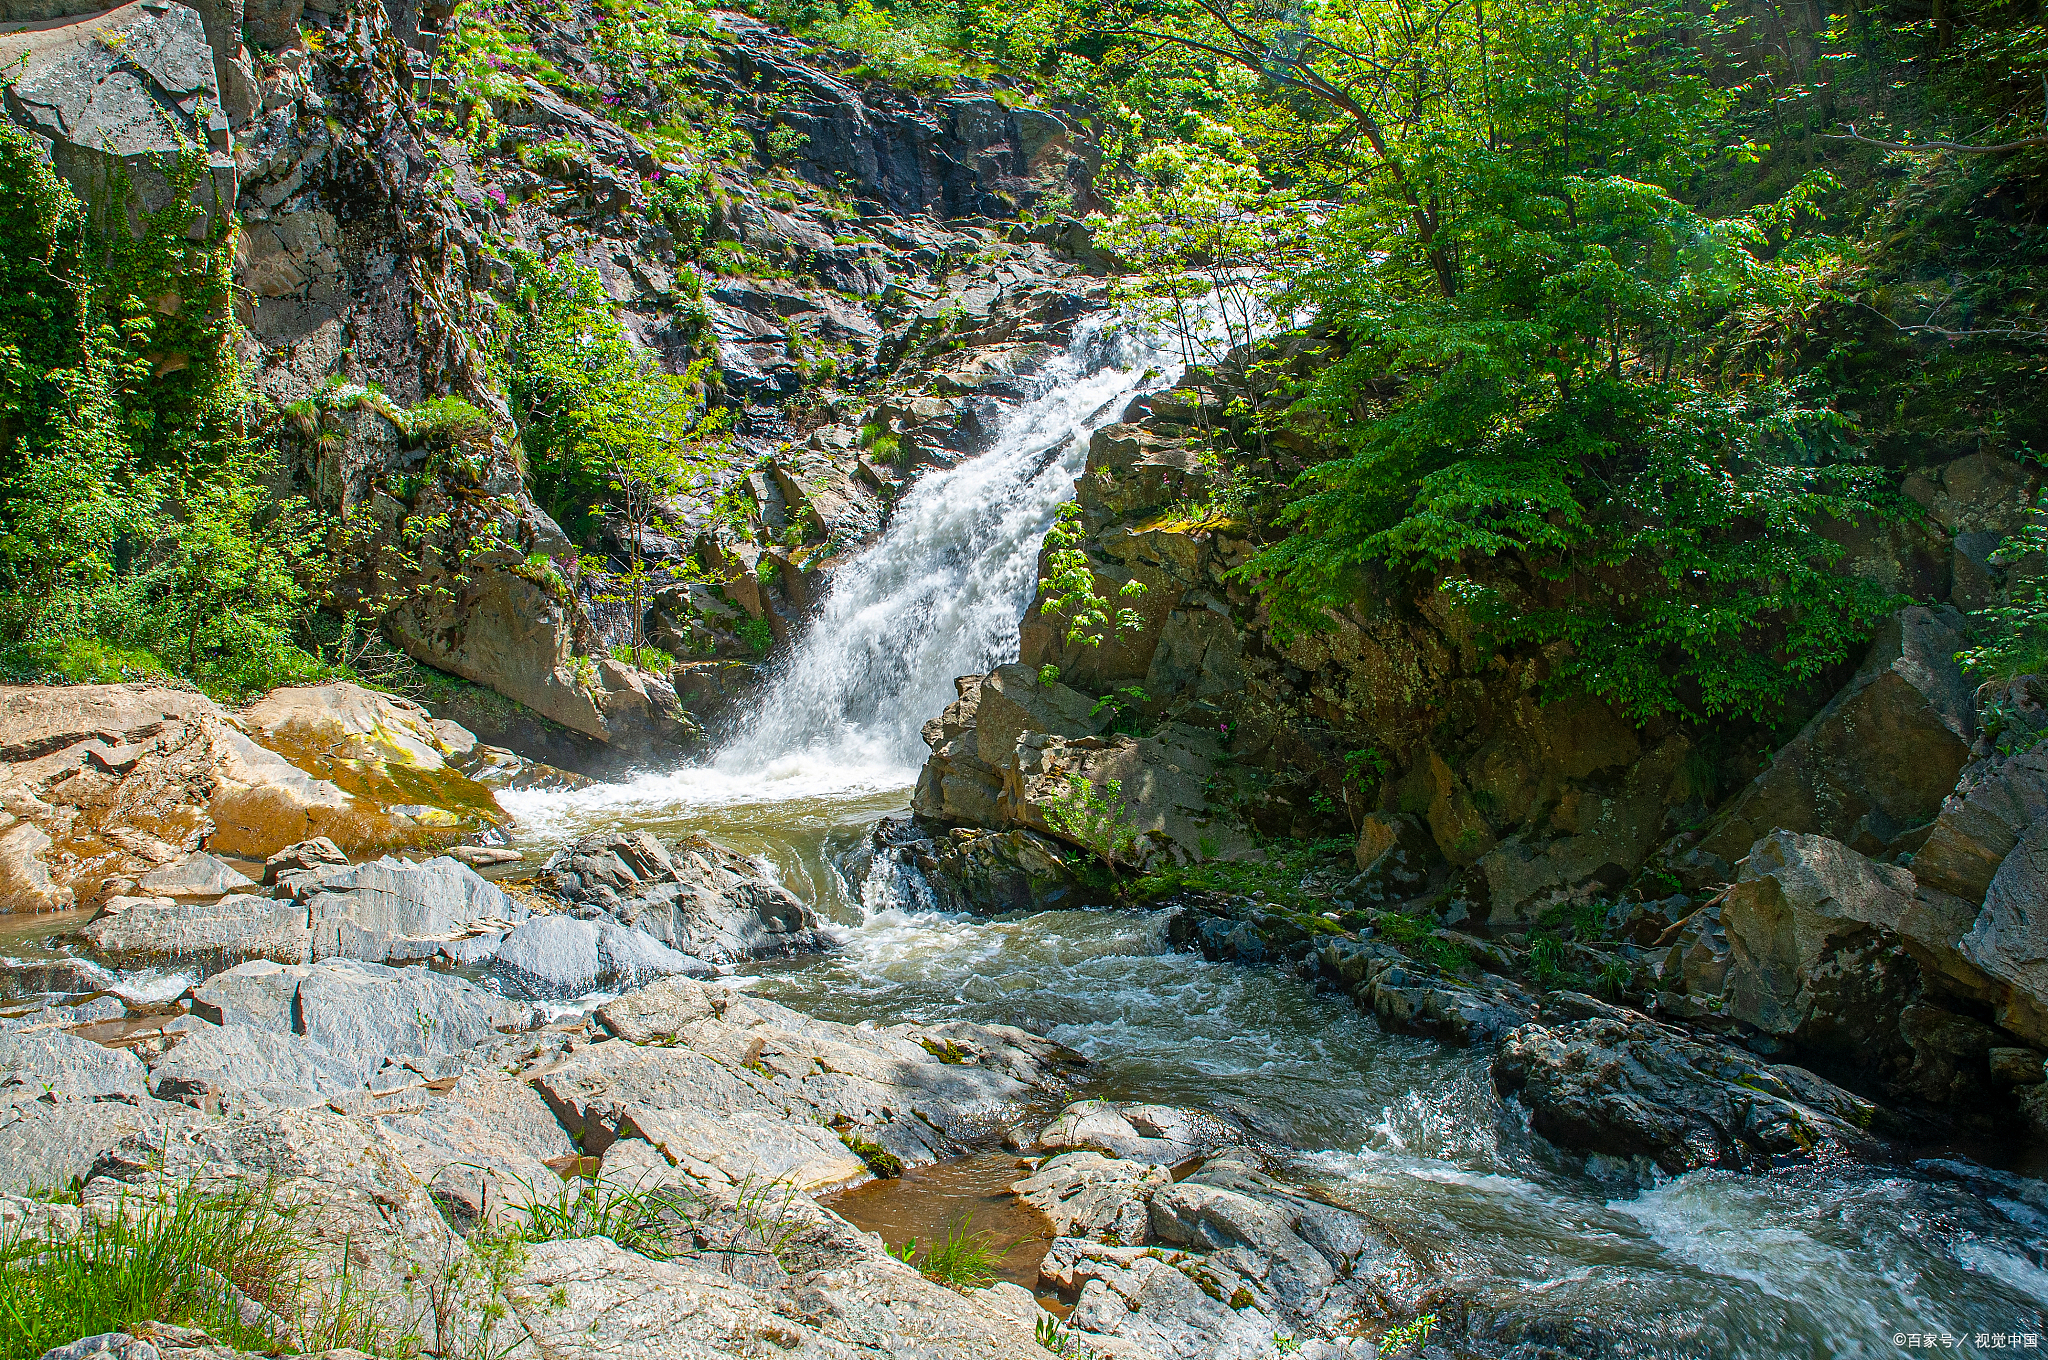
[0,635,169,685]
[607,642,675,673]
[0,1183,306,1360]
[892,1215,998,1291]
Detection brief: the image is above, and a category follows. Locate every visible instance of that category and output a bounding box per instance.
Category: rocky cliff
[906,364,2048,1146]
[2,0,1105,754]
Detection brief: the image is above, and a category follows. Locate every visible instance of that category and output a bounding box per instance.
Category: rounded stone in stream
[482,915,713,999]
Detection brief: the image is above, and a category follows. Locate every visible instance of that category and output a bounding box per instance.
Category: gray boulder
[136,852,256,898]
[1492,1012,1878,1173]
[539,830,827,962]
[148,1021,359,1109]
[1035,1100,1247,1165]
[184,958,533,1089]
[1012,1151,1167,1244]
[477,914,714,999]
[83,892,309,965]
[293,855,528,962]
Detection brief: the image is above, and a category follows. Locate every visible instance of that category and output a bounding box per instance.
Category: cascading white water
[714,315,1176,784]
[509,314,1182,825]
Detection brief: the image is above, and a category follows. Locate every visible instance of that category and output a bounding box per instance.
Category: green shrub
[0,1183,308,1360]
[609,642,675,673]
[0,635,167,685]
[736,617,775,656]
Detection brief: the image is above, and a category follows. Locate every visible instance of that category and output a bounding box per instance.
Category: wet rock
[1492,1012,1879,1173]
[1317,937,1538,1045]
[874,816,1093,914]
[290,854,528,963]
[1012,1150,1166,1244]
[1697,606,1975,869]
[476,915,714,999]
[538,829,828,963]
[136,853,257,898]
[1035,1100,1247,1165]
[82,891,310,966]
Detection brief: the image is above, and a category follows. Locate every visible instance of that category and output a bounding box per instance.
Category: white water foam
[504,314,1185,832]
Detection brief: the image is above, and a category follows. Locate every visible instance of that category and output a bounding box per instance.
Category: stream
[493,318,2047,1358]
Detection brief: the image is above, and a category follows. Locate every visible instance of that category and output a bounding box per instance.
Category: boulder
[0,1025,148,1109]
[1012,1151,1167,1244]
[82,891,310,965]
[1698,607,1974,867]
[1721,830,1988,1034]
[0,1099,198,1195]
[538,830,828,963]
[135,852,256,898]
[147,1020,360,1109]
[873,816,1094,915]
[1315,937,1537,1046]
[291,855,528,963]
[1913,747,2048,904]
[474,915,714,999]
[1035,1100,1246,1165]
[183,958,532,1088]
[236,683,508,837]
[1492,1012,1878,1173]
[1962,819,2048,1046]
[1011,729,1253,866]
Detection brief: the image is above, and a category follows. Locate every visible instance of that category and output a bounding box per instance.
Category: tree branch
[1825,123,2048,154]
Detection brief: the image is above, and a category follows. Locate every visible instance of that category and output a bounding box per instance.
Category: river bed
[494,311,2046,1359]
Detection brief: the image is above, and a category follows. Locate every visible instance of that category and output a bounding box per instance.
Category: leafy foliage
[1037,503,1147,648]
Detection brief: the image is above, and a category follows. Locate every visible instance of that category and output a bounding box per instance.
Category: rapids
[499,319,2048,1358]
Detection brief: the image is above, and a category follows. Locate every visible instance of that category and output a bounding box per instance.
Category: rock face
[538,830,829,963]
[0,0,238,242]
[1695,606,1976,870]
[1492,1009,1878,1173]
[0,685,519,911]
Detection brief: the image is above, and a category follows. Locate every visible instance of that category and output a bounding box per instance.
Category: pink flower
[487,186,507,206]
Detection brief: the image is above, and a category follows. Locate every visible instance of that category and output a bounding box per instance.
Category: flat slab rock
[533,976,1074,1191]
[159,958,537,1111]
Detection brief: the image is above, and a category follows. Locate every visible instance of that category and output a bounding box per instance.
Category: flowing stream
[499,320,2048,1358]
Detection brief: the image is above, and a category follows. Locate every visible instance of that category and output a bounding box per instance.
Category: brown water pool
[824,1150,1057,1295]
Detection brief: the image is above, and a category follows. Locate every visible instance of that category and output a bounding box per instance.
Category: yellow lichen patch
[252,724,508,830]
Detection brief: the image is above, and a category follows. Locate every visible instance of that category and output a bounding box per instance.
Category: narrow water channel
[493,319,2048,1359]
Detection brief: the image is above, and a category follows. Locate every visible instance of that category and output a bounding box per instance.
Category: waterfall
[705,316,1179,792]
